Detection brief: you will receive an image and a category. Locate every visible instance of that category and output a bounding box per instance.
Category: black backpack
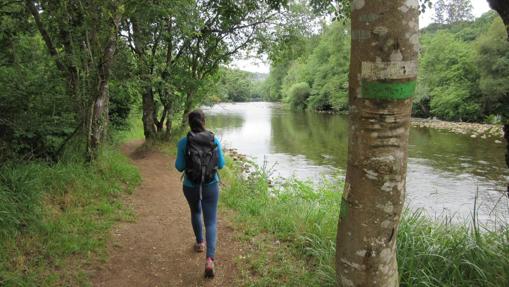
[185,131,219,184]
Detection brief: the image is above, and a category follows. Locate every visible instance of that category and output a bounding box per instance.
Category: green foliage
[264,62,294,101]
[484,114,503,125]
[304,22,349,111]
[418,31,481,121]
[0,147,140,286]
[287,82,311,110]
[476,17,509,120]
[0,32,74,162]
[266,11,508,123]
[265,21,350,111]
[215,68,267,102]
[415,11,509,122]
[0,1,136,162]
[222,159,509,287]
[109,42,141,129]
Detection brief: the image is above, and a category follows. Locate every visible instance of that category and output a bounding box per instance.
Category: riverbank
[277,103,505,141]
[412,118,504,142]
[221,151,509,286]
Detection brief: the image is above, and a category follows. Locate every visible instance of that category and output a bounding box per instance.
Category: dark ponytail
[188,109,206,133]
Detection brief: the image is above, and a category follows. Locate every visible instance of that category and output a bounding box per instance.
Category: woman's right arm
[175,138,186,172]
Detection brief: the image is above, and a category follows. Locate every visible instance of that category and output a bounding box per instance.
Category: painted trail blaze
[361,80,416,100]
[360,60,417,100]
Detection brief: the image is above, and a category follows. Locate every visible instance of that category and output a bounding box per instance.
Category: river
[203,102,509,226]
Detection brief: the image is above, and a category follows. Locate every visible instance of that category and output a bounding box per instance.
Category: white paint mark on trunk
[364,169,379,180]
[352,0,365,10]
[408,20,418,30]
[340,258,364,271]
[399,5,409,13]
[390,49,403,61]
[361,61,417,80]
[380,248,393,262]
[373,26,389,36]
[96,97,104,109]
[341,277,355,287]
[405,0,419,9]
[356,250,367,257]
[397,180,405,192]
[378,263,390,274]
[381,181,397,192]
[384,115,396,123]
[377,202,394,213]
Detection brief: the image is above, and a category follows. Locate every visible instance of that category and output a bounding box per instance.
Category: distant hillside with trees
[261,10,509,123]
[211,68,268,103]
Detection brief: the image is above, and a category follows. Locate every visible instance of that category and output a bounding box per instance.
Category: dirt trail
[90,140,242,287]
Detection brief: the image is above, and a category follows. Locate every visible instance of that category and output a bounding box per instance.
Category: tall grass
[221,158,509,287]
[398,211,509,287]
[113,113,145,142]
[0,146,141,286]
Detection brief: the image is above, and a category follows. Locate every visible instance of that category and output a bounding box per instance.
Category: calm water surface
[204,102,509,225]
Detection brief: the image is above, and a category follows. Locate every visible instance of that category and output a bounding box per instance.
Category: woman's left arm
[215,137,225,169]
[175,138,186,172]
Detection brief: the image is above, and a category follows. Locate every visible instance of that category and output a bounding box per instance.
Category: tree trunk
[87,79,110,161]
[156,107,168,132]
[86,14,120,161]
[486,0,509,193]
[164,104,174,140]
[142,86,157,140]
[488,0,509,37]
[503,127,508,195]
[335,1,419,286]
[168,110,173,140]
[182,90,194,125]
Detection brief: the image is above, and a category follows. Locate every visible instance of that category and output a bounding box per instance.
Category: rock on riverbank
[412,118,504,143]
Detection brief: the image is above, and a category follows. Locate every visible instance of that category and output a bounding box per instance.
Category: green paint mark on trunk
[361,80,416,100]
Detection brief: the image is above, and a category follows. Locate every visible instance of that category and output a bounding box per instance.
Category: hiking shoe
[194,242,205,253]
[204,257,215,278]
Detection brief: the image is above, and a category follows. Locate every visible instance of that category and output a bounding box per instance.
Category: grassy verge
[221,157,509,287]
[0,144,141,286]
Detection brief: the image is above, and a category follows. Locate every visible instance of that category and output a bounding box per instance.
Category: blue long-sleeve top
[175,135,225,187]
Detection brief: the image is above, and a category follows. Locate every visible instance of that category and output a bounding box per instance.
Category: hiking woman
[175,109,225,278]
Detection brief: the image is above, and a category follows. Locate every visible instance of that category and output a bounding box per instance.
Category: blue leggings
[183,183,219,259]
